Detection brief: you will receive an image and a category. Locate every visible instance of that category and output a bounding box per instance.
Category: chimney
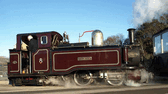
[127,28,135,44]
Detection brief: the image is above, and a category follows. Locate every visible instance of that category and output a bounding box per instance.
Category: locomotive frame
[8,29,145,86]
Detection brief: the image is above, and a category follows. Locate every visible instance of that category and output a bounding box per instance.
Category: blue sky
[0,0,135,57]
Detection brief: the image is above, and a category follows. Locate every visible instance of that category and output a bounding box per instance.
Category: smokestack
[127,28,135,44]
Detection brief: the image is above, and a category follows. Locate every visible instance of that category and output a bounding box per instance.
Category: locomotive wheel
[74,71,93,86]
[106,71,124,86]
[106,78,124,86]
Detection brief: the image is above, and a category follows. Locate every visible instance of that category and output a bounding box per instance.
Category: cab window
[41,36,48,44]
[154,35,161,54]
[162,32,168,53]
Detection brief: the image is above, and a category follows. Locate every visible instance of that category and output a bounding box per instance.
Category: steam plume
[133,0,168,27]
[124,69,154,87]
[44,76,79,88]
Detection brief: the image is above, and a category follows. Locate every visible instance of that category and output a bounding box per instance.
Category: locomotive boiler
[8,28,146,86]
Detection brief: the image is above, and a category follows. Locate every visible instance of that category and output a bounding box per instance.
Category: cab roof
[153,28,168,37]
[17,31,62,36]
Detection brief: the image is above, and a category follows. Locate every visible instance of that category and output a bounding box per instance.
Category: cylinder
[127,28,135,44]
[92,30,104,46]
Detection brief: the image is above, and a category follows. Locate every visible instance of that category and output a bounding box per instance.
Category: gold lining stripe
[33,49,49,72]
[53,50,120,71]
[10,53,20,72]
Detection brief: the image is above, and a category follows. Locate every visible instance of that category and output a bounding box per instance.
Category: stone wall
[0,63,8,81]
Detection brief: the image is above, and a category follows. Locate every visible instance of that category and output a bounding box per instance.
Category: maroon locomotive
[8,28,145,86]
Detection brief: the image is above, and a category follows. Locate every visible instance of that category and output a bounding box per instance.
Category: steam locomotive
[8,28,146,86]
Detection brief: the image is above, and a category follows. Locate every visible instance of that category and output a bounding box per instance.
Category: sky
[0,0,135,57]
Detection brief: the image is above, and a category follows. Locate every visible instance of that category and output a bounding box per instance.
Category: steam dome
[92,30,104,46]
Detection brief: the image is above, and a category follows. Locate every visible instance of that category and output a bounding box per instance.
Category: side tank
[92,30,104,46]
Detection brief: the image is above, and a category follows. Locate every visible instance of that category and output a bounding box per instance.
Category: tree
[104,34,124,45]
[135,14,168,60]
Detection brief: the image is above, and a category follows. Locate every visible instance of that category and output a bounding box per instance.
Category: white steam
[44,76,79,88]
[44,76,65,86]
[133,0,168,27]
[124,69,154,87]
[124,80,141,87]
[140,69,154,83]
